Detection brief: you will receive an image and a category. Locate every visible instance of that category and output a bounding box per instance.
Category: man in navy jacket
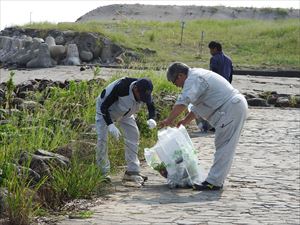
[208,41,233,83]
[95,77,156,186]
[197,41,234,132]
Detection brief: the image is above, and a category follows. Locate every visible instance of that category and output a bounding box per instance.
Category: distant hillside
[76,4,299,22]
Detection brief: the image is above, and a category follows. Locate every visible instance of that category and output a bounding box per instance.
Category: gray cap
[166,62,190,83]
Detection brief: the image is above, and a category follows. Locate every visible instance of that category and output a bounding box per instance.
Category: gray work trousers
[95,115,140,175]
[206,94,248,186]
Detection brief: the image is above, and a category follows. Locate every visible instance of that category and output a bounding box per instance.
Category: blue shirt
[209,52,233,83]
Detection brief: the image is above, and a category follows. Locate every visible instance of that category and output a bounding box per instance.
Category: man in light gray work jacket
[160,62,248,191]
[96,77,157,187]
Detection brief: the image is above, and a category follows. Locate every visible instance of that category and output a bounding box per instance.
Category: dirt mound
[76,4,299,22]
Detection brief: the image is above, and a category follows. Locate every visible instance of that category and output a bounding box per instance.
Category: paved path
[58,107,300,225]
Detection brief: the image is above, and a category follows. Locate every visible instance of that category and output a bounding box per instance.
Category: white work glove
[187,103,193,112]
[108,124,121,140]
[147,119,157,129]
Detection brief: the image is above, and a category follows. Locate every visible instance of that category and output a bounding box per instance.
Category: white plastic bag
[145,125,205,188]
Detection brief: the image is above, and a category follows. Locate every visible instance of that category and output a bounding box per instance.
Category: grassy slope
[24,19,300,70]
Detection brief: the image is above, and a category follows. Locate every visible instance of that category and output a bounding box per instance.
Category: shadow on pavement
[115,182,224,205]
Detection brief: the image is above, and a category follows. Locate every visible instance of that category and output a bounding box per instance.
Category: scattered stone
[17,90,35,99]
[267,94,278,105]
[0,108,21,118]
[55,140,96,161]
[15,80,35,93]
[0,188,8,215]
[115,56,124,64]
[275,97,290,107]
[247,97,269,107]
[11,97,25,108]
[35,149,70,166]
[19,152,52,178]
[18,100,44,112]
[243,92,257,99]
[70,118,88,130]
[38,79,55,92]
[137,47,156,55]
[17,165,41,184]
[18,149,70,179]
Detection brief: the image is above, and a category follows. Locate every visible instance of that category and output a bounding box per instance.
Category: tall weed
[51,159,103,200]
[4,164,47,225]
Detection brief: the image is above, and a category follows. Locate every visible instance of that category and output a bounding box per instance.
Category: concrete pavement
[58,107,300,225]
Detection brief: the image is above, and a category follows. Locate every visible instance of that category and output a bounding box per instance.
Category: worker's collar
[130,81,139,102]
[213,51,223,56]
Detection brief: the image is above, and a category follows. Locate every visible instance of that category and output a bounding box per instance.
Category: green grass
[0,70,180,222]
[4,163,47,225]
[51,159,104,200]
[69,210,94,219]
[22,19,300,70]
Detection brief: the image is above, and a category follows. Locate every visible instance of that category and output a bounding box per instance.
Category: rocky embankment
[0,27,152,69]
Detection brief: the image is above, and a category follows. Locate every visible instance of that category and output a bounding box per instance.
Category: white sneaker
[122,171,145,187]
[103,175,112,183]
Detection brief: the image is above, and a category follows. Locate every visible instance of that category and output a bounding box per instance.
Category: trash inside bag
[145,125,205,188]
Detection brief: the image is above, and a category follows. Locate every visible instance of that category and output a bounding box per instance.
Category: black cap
[135,78,153,104]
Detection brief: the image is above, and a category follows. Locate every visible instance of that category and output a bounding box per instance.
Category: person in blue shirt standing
[208,41,233,83]
[196,41,234,133]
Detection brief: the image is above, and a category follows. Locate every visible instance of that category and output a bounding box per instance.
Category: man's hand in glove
[147,119,157,129]
[108,124,121,140]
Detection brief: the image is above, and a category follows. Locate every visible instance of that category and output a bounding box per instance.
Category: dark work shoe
[193,181,223,191]
[209,127,216,132]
